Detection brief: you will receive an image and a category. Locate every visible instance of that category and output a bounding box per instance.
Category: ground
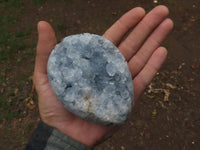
[0,0,199,150]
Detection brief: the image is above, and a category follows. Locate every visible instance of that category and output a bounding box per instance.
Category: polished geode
[47,33,134,125]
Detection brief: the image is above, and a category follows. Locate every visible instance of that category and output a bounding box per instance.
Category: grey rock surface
[47,33,134,125]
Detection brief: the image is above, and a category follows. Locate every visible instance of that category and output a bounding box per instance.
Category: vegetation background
[0,0,199,149]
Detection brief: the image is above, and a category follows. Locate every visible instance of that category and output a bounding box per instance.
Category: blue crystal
[47,33,134,125]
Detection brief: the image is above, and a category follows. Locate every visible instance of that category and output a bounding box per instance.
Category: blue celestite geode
[47,33,134,125]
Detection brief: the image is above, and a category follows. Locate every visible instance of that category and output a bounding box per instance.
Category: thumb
[34,21,57,74]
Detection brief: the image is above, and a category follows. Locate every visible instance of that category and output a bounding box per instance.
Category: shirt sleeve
[25,120,93,150]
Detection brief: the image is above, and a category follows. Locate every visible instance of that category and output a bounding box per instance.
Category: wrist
[40,109,114,147]
[53,121,112,147]
[28,120,93,150]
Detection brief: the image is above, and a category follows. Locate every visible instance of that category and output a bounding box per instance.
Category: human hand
[33,5,173,147]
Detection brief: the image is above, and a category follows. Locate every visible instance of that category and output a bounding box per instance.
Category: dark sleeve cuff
[25,121,93,150]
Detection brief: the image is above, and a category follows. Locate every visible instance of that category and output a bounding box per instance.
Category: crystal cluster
[47,33,134,125]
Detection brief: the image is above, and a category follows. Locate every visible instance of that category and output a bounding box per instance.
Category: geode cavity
[47,33,134,125]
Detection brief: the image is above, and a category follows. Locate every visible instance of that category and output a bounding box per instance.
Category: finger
[119,5,169,61]
[34,21,57,74]
[103,7,145,46]
[129,18,173,77]
[133,47,167,101]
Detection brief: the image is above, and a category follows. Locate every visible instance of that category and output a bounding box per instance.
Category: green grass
[27,122,34,131]
[0,0,39,126]
[0,111,19,122]
[0,103,16,123]
[0,0,40,149]
[0,0,25,13]
[16,27,32,38]
[0,26,34,62]
[0,86,25,123]
[0,0,35,62]
[32,0,44,5]
[0,15,17,25]
[3,127,12,137]
[32,0,74,5]
[57,22,67,32]
[64,0,74,2]
[0,50,8,61]
[0,93,21,123]
[0,98,7,108]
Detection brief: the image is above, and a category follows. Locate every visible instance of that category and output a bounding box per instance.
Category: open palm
[33,5,173,147]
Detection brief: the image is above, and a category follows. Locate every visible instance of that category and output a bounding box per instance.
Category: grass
[0,86,28,123]
[0,95,19,123]
[0,0,35,120]
[64,0,75,2]
[0,25,34,62]
[0,0,25,13]
[0,0,75,149]
[0,111,19,122]
[27,122,34,131]
[57,22,67,32]
[32,0,44,5]
[0,0,36,62]
[32,0,74,5]
[0,32,26,62]
[0,50,8,61]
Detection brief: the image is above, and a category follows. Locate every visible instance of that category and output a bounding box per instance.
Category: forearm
[25,121,93,150]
